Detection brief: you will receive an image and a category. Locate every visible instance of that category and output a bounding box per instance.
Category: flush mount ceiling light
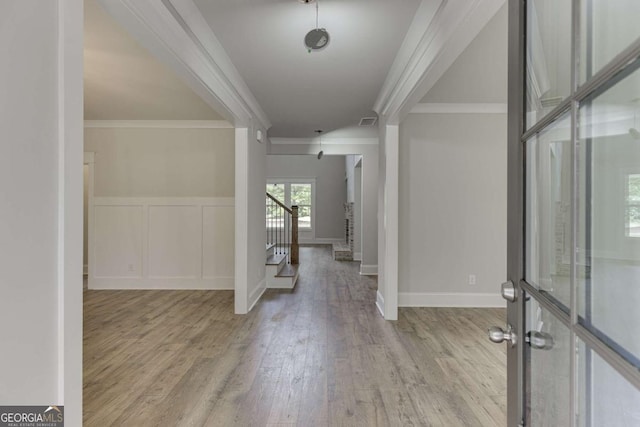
[305,1,329,52]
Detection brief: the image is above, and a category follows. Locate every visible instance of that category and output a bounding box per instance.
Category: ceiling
[192,0,421,137]
[84,0,222,120]
[85,0,504,137]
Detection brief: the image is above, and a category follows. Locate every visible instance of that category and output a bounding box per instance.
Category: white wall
[269,137,378,274]
[84,126,236,290]
[396,4,507,308]
[0,1,83,422]
[398,113,507,306]
[421,4,507,104]
[266,155,347,242]
[84,165,90,272]
[84,127,234,197]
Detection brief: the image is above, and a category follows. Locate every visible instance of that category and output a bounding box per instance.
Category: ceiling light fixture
[315,129,324,159]
[298,0,315,3]
[305,1,329,52]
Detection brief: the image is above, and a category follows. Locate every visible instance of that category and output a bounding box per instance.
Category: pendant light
[315,129,324,159]
[305,1,329,52]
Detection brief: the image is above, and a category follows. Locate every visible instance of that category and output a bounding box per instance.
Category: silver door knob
[526,331,554,350]
[488,324,517,347]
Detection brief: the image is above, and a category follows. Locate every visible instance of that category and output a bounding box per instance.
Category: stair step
[276,263,298,278]
[266,253,287,266]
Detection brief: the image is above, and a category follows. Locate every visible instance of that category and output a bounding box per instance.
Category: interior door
[493,1,640,426]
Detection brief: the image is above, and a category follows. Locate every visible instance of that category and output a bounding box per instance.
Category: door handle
[526,331,554,350]
[488,324,517,347]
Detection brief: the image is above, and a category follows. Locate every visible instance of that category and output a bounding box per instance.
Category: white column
[0,0,83,424]
[235,127,249,314]
[383,125,399,320]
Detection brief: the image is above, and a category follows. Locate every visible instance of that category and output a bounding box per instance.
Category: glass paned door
[503,1,640,426]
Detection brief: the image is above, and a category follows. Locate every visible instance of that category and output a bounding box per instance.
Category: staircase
[265,192,300,289]
[265,243,299,289]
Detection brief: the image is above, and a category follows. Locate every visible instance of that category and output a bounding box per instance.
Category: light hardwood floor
[84,246,506,426]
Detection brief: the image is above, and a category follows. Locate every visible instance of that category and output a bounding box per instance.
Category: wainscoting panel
[202,206,234,280]
[89,197,234,290]
[94,205,143,278]
[148,205,201,278]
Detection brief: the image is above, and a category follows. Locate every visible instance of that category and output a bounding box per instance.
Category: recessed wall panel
[94,205,143,277]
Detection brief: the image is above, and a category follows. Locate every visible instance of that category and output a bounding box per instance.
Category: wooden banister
[266,192,292,214]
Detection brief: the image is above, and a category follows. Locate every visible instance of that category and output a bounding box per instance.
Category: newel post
[291,205,299,264]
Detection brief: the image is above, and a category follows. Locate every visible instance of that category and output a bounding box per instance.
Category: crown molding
[83,120,233,128]
[410,103,507,114]
[374,0,506,124]
[97,0,271,132]
[270,137,379,145]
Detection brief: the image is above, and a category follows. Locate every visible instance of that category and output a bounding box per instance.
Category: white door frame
[84,152,95,284]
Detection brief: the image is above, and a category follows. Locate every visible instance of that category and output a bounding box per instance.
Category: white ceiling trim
[373,0,444,118]
[410,103,508,114]
[84,120,234,128]
[270,137,379,145]
[97,0,271,131]
[373,0,506,124]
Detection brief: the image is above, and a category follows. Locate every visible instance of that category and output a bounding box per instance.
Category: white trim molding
[398,292,506,308]
[360,265,379,275]
[89,197,235,291]
[373,0,506,124]
[59,0,84,421]
[299,238,343,245]
[96,0,270,131]
[410,103,508,114]
[248,279,266,312]
[376,290,385,317]
[84,120,233,129]
[270,137,379,145]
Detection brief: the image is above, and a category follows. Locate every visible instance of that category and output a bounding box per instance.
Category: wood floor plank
[84,245,506,426]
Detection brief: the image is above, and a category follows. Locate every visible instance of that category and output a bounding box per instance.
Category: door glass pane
[526,296,571,426]
[578,60,640,366]
[580,0,640,83]
[526,114,572,309]
[578,340,640,426]
[526,0,572,129]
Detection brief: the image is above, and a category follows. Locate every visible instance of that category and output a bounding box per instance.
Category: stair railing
[266,192,299,264]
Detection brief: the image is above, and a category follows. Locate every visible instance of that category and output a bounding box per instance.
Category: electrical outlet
[468,274,476,285]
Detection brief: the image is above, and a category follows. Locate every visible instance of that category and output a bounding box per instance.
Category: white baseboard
[88,277,234,290]
[398,292,506,308]
[360,264,378,275]
[353,252,362,261]
[376,290,385,317]
[299,237,343,245]
[248,278,266,312]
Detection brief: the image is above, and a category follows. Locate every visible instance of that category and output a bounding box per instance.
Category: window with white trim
[267,179,314,230]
